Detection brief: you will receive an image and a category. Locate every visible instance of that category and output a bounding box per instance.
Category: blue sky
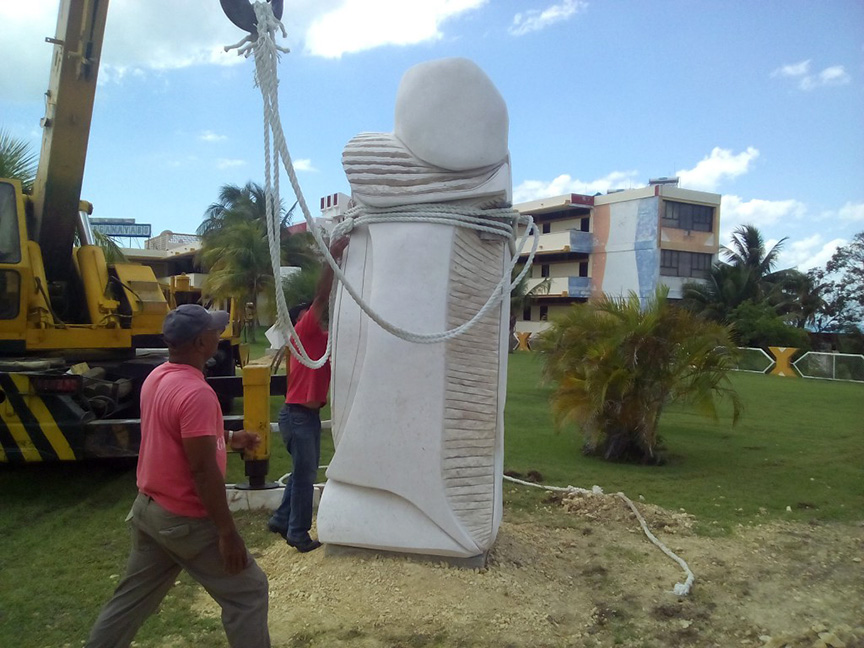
[2,0,862,270]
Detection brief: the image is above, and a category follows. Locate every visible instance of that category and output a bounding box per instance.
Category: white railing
[793,352,864,382]
[730,347,775,374]
[729,348,864,383]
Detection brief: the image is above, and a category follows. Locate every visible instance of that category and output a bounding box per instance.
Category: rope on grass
[503,475,695,596]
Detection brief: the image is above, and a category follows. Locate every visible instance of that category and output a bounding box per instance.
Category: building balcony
[568,276,591,298]
[525,276,591,299]
[518,229,594,257]
[569,230,594,253]
[526,276,569,297]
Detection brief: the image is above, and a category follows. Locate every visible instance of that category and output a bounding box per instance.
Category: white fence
[730,348,864,383]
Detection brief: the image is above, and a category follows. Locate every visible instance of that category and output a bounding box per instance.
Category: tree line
[681,224,863,353]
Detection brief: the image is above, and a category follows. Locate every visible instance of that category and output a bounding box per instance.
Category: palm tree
[0,129,37,192]
[282,265,321,309]
[199,182,271,237]
[197,182,323,341]
[721,224,787,302]
[683,224,817,346]
[681,262,752,322]
[199,182,317,268]
[537,286,741,463]
[198,219,274,341]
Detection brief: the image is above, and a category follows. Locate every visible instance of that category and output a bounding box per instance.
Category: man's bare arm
[183,436,247,574]
[310,236,349,323]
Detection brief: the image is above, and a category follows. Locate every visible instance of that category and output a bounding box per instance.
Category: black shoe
[267,521,288,540]
[287,536,322,553]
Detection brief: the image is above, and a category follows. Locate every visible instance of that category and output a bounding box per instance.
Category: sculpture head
[343,57,512,207]
[394,57,509,172]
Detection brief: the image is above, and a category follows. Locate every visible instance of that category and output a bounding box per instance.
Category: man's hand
[228,429,262,451]
[329,236,349,262]
[219,529,249,575]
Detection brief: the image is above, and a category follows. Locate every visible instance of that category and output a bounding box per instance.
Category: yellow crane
[0,0,245,463]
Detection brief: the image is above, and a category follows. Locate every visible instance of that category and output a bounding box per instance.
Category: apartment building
[515,178,721,334]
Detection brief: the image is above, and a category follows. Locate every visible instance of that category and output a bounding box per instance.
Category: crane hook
[220,0,284,34]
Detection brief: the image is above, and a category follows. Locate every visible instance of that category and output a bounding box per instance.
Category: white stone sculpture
[316,57,513,561]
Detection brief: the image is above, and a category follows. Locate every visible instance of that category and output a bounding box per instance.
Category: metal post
[239,364,273,489]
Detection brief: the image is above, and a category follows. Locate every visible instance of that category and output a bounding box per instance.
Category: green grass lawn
[501,353,864,531]
[0,351,861,646]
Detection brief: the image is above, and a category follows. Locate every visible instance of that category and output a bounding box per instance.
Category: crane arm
[31,0,109,282]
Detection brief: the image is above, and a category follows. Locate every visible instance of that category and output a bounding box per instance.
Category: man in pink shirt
[268,237,347,552]
[86,304,270,648]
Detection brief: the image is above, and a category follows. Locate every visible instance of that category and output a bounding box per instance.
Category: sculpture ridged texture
[443,227,504,547]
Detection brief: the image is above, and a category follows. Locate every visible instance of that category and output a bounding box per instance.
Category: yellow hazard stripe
[9,375,76,461]
[1,407,42,462]
[0,442,6,462]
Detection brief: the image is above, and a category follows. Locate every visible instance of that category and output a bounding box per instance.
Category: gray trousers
[85,493,270,648]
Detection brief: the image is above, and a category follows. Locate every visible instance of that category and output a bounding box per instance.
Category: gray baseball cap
[163,304,230,346]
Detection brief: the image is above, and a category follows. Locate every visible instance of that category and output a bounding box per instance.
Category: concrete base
[323,543,489,569]
[226,482,325,512]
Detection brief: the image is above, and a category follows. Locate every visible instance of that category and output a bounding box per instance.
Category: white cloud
[509,0,587,37]
[292,158,317,172]
[772,59,811,79]
[677,147,759,192]
[777,234,846,272]
[838,201,864,222]
[1,0,497,97]
[772,59,851,91]
[513,170,639,204]
[0,0,251,101]
[305,0,487,58]
[216,158,246,170]
[719,194,806,244]
[199,131,227,143]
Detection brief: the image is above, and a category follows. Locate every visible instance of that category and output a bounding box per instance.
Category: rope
[226,2,538,366]
[503,475,695,596]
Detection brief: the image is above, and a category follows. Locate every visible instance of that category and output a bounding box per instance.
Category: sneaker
[267,520,288,540]
[286,536,322,553]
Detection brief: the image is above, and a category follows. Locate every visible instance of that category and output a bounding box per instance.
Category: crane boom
[31,0,109,282]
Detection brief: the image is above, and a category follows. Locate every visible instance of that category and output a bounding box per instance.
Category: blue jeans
[269,404,321,542]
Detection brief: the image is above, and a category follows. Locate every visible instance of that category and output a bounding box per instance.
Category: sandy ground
[192,492,863,648]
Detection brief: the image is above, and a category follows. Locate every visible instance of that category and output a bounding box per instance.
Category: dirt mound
[191,502,863,647]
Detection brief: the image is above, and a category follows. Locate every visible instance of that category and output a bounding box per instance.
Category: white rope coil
[226,2,538,367]
[503,475,695,596]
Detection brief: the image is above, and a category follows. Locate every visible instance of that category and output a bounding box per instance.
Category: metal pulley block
[220,0,284,33]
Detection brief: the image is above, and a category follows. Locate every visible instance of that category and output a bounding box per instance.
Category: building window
[662,201,714,232]
[661,250,679,276]
[580,218,590,233]
[540,264,550,278]
[578,261,589,277]
[542,222,551,234]
[522,306,531,321]
[690,253,712,279]
[539,305,548,321]
[660,250,713,279]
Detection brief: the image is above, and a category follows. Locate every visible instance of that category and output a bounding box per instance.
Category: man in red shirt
[268,237,347,552]
[86,305,270,647]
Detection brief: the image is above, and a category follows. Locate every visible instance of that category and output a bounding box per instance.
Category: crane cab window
[0,182,22,264]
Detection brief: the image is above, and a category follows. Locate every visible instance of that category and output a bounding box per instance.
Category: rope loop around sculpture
[227,1,540,367]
